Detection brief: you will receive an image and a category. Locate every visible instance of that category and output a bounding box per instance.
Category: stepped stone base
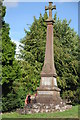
[17,102,72,114]
[17,86,72,114]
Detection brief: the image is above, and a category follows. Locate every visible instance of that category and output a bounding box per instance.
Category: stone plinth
[37,86,61,104]
[40,77,58,88]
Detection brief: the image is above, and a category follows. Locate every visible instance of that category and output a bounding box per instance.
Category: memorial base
[36,87,62,105]
[17,86,72,114]
[36,76,62,104]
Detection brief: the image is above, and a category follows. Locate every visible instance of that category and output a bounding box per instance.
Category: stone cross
[45,2,56,19]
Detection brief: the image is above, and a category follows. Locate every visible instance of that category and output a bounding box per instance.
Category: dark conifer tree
[0,1,22,111]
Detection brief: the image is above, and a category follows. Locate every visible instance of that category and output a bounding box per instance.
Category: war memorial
[18,2,72,114]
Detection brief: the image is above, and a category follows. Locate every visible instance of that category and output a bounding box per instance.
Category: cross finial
[45,2,56,20]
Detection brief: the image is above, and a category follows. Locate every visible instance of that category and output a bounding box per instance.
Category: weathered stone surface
[33,104,38,109]
[17,102,72,114]
[55,105,60,110]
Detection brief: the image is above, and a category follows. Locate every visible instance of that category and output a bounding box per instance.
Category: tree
[19,12,79,104]
[18,13,48,97]
[53,16,79,104]
[1,1,22,111]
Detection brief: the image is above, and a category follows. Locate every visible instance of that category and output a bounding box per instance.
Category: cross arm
[52,5,56,10]
[45,6,49,10]
[45,5,56,11]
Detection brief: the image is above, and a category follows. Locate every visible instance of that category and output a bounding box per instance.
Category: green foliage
[1,2,22,112]
[18,13,48,96]
[53,17,79,104]
[19,13,79,105]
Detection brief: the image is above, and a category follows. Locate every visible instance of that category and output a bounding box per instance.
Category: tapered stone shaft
[41,21,57,77]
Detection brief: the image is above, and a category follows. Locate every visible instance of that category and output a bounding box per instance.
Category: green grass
[2,105,79,118]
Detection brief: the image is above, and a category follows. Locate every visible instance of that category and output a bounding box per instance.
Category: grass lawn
[2,105,79,118]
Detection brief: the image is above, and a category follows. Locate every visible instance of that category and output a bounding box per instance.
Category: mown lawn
[2,105,79,118]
